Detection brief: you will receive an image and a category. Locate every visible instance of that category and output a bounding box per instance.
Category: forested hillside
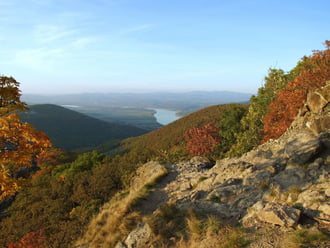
[20,104,148,151]
[108,103,248,162]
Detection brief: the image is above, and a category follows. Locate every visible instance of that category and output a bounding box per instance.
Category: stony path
[135,161,208,216]
[135,164,179,215]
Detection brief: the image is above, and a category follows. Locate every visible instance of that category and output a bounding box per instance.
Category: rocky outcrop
[156,85,328,229]
[81,85,330,247]
[242,201,301,227]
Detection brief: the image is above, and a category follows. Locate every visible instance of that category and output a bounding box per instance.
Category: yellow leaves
[0,113,52,199]
[0,76,52,199]
[0,165,20,201]
[0,76,27,116]
[0,114,52,167]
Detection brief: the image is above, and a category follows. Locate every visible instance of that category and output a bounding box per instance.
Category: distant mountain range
[20,104,148,151]
[22,91,251,112]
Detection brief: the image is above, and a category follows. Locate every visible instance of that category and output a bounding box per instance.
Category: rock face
[307,84,330,114]
[243,201,301,227]
[305,84,330,135]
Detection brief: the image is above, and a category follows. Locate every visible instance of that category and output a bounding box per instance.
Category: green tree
[217,104,247,157]
[227,68,294,157]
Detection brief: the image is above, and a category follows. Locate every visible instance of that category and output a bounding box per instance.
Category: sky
[0,0,329,95]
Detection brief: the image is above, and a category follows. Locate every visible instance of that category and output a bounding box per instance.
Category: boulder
[115,242,127,248]
[307,84,330,114]
[284,131,322,164]
[318,203,330,216]
[273,168,306,189]
[307,116,330,134]
[244,170,272,186]
[243,201,301,227]
[190,156,214,170]
[296,189,326,210]
[123,222,152,248]
[190,156,210,165]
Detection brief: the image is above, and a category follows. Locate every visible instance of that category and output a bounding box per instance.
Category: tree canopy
[0,76,52,200]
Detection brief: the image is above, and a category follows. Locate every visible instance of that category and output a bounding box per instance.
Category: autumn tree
[0,76,27,116]
[262,41,330,142]
[7,230,45,248]
[184,123,220,156]
[0,76,52,200]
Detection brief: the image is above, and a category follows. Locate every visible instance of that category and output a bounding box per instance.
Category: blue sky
[0,0,329,94]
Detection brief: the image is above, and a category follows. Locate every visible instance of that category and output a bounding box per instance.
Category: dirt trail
[135,164,179,215]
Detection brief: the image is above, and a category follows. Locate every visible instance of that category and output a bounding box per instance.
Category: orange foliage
[7,230,45,248]
[0,76,27,116]
[262,41,330,142]
[34,148,66,175]
[0,113,52,199]
[0,113,52,168]
[184,123,220,156]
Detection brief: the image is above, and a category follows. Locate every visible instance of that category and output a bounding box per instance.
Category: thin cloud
[71,37,98,49]
[119,24,154,35]
[13,48,66,70]
[33,24,77,44]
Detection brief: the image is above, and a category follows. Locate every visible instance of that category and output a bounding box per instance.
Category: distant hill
[20,104,148,151]
[22,91,251,111]
[100,104,247,159]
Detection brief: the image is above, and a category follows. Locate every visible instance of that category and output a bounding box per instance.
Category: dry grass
[75,164,168,248]
[149,208,250,248]
[282,227,329,248]
[177,224,250,248]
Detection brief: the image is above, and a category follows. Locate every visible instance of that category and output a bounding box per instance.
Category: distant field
[63,106,163,130]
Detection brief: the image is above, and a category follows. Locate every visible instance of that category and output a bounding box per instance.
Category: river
[153,108,180,125]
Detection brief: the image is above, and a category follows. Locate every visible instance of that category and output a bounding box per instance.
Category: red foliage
[184,123,220,156]
[262,41,330,142]
[7,230,45,248]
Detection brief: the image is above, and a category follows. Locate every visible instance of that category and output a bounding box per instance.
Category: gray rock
[273,168,306,189]
[284,131,322,164]
[222,178,243,186]
[124,222,152,248]
[190,156,210,165]
[244,170,272,186]
[318,203,330,217]
[115,242,127,248]
[243,201,301,227]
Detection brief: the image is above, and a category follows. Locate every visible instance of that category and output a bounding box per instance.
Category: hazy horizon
[1,0,329,95]
[22,89,254,95]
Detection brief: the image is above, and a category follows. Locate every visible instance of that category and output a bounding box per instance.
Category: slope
[104,104,247,160]
[78,84,330,248]
[20,104,148,151]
